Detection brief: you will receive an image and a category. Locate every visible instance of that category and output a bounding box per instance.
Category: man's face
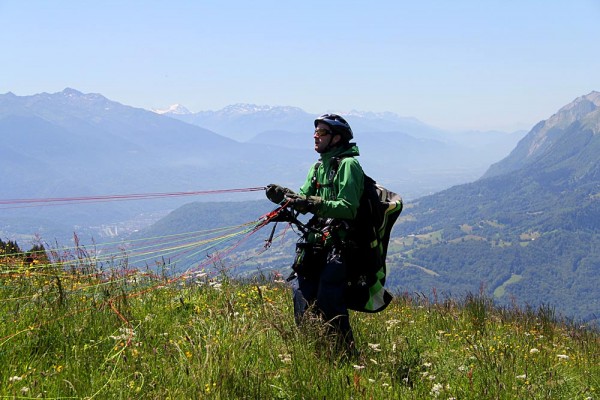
[314,122,339,153]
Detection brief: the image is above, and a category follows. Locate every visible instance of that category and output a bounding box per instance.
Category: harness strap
[311,157,343,194]
[310,161,324,188]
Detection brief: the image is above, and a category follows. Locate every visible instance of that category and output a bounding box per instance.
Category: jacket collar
[320,143,360,162]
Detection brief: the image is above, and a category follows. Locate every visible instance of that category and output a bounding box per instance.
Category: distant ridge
[154,102,445,141]
[155,103,312,141]
[484,91,600,179]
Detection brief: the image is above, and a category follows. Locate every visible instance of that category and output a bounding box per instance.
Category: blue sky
[2,1,599,131]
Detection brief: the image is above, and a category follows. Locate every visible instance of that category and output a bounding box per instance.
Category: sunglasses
[314,128,332,137]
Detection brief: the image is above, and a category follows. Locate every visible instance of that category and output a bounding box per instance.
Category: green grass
[1,260,599,399]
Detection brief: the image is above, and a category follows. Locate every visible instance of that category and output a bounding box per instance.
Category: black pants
[292,252,355,349]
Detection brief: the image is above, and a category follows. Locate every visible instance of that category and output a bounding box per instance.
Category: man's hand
[285,194,322,214]
[266,184,295,204]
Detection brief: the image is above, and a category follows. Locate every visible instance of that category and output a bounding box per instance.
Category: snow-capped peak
[152,104,192,115]
[219,103,304,115]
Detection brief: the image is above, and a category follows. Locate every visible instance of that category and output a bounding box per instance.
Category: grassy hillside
[2,252,598,399]
[389,155,600,325]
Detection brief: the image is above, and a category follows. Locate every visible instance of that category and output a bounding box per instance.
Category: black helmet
[314,113,353,141]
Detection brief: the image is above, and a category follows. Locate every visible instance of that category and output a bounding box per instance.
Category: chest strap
[311,157,343,190]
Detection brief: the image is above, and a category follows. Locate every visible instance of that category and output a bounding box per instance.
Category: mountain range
[155,100,526,199]
[156,101,524,158]
[0,88,523,243]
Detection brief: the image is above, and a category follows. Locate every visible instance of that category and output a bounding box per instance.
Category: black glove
[266,184,295,204]
[285,194,322,214]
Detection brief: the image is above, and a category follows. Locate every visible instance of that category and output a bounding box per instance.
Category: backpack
[312,157,403,313]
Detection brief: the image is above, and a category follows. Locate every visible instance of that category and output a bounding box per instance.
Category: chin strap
[321,138,343,153]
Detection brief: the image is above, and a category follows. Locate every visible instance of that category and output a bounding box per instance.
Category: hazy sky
[2,1,599,131]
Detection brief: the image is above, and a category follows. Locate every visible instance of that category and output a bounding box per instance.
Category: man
[266,113,364,353]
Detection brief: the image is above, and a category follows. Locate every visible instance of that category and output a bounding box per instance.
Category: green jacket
[299,143,364,221]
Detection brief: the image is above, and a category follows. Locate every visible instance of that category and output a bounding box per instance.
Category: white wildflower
[386,319,401,328]
[110,327,135,341]
[368,378,375,383]
[516,374,527,380]
[9,376,23,382]
[278,353,292,363]
[529,348,539,354]
[422,362,432,368]
[557,354,569,360]
[353,365,365,370]
[430,382,443,397]
[21,387,30,394]
[368,343,382,352]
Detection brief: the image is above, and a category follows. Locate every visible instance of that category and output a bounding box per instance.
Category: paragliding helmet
[314,113,353,142]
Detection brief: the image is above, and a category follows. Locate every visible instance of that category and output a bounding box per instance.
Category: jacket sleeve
[315,158,364,220]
